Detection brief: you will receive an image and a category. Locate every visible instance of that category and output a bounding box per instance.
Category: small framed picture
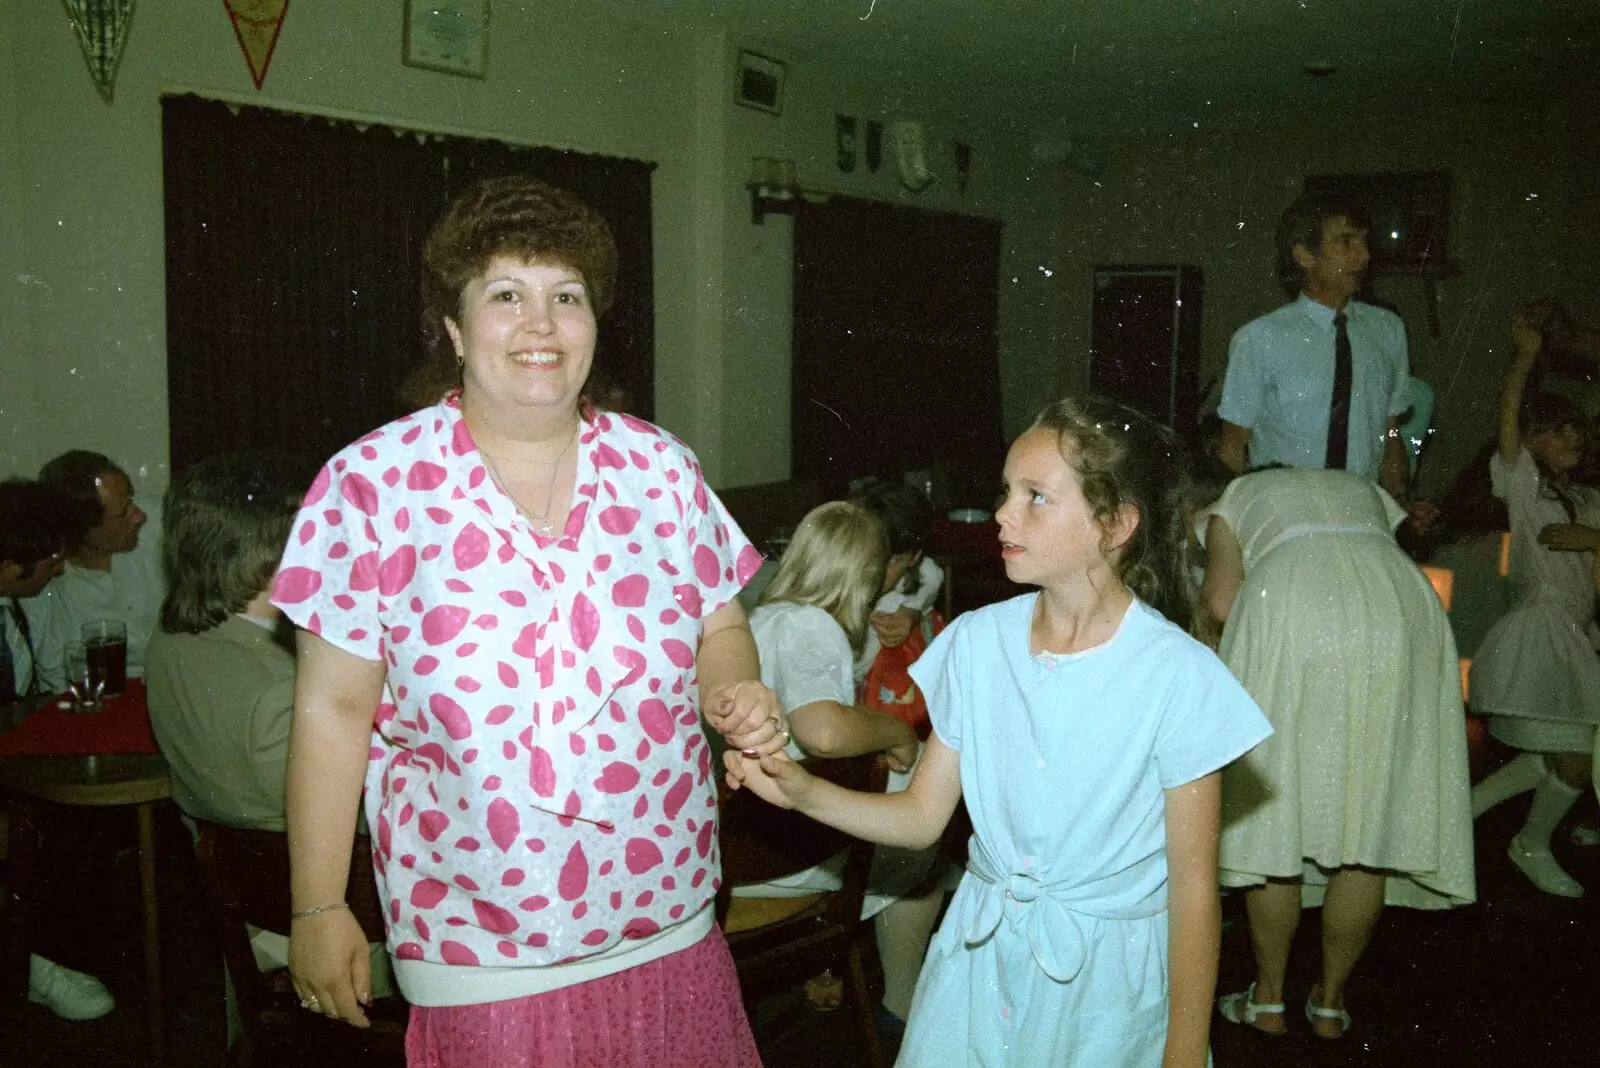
[734,51,786,115]
[404,0,489,78]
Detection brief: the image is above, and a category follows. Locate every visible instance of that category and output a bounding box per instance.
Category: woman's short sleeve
[1376,486,1408,531]
[1153,644,1272,789]
[670,442,763,617]
[269,459,385,661]
[764,608,855,712]
[1211,476,1248,539]
[908,618,965,752]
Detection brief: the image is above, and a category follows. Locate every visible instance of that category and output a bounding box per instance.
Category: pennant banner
[225,0,289,90]
[63,0,138,103]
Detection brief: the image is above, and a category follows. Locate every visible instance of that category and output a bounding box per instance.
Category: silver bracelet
[290,902,351,920]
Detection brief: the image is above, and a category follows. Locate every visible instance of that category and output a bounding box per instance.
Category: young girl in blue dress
[726,397,1271,1067]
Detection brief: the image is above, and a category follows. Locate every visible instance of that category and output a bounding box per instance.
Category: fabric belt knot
[964,838,1165,1005]
[1002,871,1042,904]
[965,845,1087,985]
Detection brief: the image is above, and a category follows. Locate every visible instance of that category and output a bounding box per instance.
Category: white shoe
[28,954,115,1020]
[1507,835,1585,899]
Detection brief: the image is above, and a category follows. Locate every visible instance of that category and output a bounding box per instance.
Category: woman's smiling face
[446,256,597,415]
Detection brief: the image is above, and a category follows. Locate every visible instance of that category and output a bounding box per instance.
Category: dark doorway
[791,197,1004,505]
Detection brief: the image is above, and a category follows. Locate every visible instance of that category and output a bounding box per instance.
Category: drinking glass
[81,620,128,698]
[64,641,102,713]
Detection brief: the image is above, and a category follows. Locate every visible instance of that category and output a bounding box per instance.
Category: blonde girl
[731,500,946,1043]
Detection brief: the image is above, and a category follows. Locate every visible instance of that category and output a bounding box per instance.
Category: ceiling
[596,0,1598,136]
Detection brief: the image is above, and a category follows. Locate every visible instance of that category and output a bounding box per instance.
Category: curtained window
[161,95,655,472]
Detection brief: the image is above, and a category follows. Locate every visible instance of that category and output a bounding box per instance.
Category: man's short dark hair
[38,449,122,528]
[1275,192,1373,297]
[0,479,92,568]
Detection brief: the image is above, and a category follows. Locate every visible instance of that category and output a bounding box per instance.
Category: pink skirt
[404,925,762,1068]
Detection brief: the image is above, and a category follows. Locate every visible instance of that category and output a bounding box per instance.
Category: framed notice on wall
[734,51,786,114]
[404,0,489,77]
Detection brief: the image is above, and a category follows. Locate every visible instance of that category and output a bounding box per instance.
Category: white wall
[0,2,1065,493]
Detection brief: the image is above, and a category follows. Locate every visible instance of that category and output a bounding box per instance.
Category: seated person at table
[0,478,116,1021]
[849,478,945,727]
[730,501,949,1042]
[26,451,162,693]
[144,453,391,1000]
[146,452,307,831]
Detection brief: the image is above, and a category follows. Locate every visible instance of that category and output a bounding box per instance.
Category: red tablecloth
[0,679,158,757]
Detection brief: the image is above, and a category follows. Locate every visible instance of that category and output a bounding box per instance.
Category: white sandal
[1305,991,1352,1039]
[1217,983,1286,1032]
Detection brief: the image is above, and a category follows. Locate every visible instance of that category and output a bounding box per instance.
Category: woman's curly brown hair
[404,174,619,408]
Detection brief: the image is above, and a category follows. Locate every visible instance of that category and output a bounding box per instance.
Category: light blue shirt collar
[1295,292,1344,328]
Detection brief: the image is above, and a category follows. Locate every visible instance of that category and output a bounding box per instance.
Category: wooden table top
[0,751,170,807]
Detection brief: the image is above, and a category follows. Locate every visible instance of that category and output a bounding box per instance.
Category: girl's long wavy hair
[757,501,889,652]
[1029,396,1193,630]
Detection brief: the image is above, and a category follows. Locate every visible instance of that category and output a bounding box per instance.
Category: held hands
[289,909,371,1028]
[884,739,918,774]
[883,718,919,773]
[1537,522,1600,553]
[871,608,920,649]
[1405,499,1442,537]
[723,748,814,810]
[705,680,791,757]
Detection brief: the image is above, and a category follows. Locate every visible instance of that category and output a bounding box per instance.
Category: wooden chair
[715,755,890,1068]
[193,821,407,1067]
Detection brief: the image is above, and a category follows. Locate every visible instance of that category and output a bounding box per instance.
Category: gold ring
[300,995,321,1011]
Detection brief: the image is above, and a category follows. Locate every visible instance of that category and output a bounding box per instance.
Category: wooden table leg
[136,801,163,1065]
[2,795,39,1017]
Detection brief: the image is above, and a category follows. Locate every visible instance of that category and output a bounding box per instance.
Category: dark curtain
[163,97,440,469]
[162,96,655,472]
[792,197,1004,503]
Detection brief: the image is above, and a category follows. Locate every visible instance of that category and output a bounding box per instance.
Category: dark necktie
[0,613,13,703]
[1326,311,1352,470]
[1,601,29,702]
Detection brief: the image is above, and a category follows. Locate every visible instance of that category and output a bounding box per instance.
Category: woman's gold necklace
[479,429,577,536]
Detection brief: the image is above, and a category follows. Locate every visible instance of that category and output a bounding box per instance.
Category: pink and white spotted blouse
[272,397,762,1001]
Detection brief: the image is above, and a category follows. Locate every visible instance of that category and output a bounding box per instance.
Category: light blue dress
[902,595,1270,1067]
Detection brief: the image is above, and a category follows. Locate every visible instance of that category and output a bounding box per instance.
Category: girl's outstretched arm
[1499,313,1542,464]
[725,731,963,851]
[1162,771,1222,1068]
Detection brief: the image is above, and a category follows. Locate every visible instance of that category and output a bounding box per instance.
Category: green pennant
[63,0,138,103]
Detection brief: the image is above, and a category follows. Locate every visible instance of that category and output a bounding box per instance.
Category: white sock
[1471,752,1546,818]
[1518,772,1583,853]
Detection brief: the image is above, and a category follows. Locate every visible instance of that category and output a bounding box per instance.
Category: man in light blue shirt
[1218,193,1413,504]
